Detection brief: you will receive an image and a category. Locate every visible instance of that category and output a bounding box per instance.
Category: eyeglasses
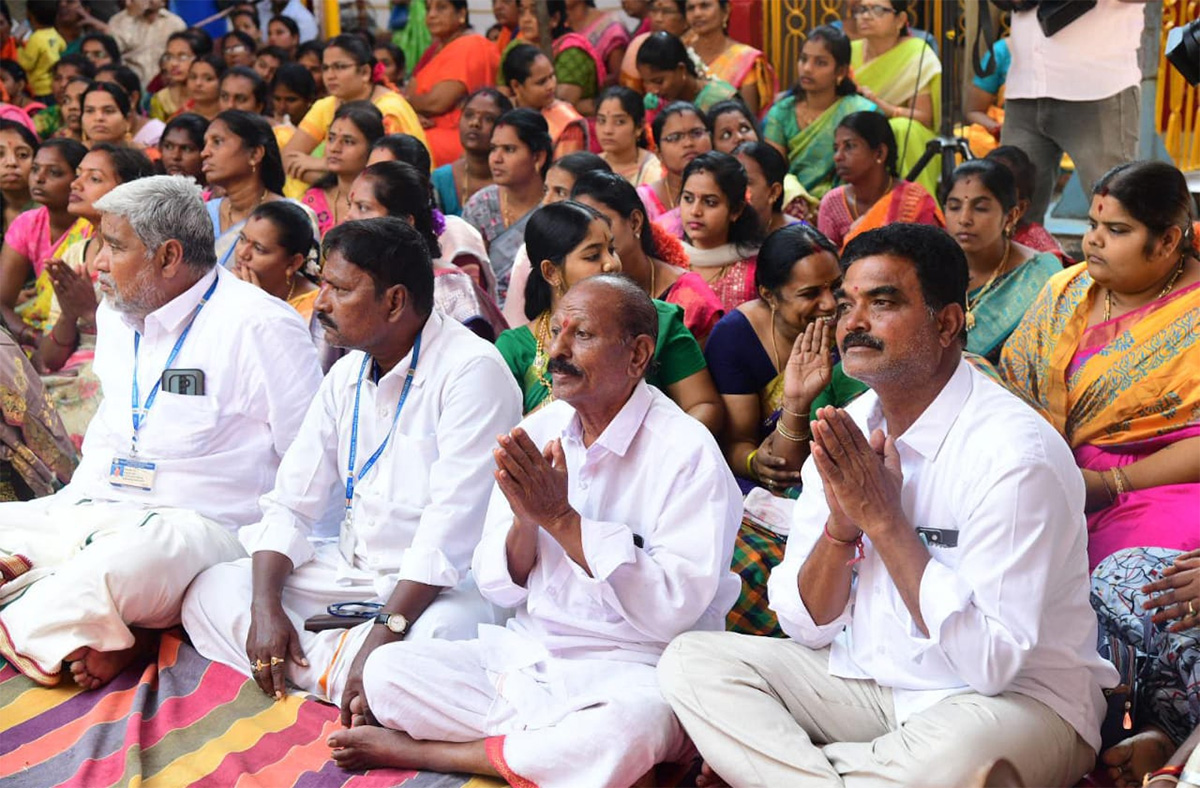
[661,127,709,144]
[83,50,108,60]
[851,4,899,18]
[321,62,359,73]
[225,44,249,54]
[162,52,195,63]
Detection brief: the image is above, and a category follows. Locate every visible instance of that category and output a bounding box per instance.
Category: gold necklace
[533,311,555,401]
[500,188,518,229]
[965,239,1012,330]
[285,276,296,302]
[458,158,472,209]
[847,175,893,220]
[1104,258,1185,322]
[648,258,658,299]
[222,188,267,231]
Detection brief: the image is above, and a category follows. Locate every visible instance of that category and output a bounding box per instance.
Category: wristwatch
[374,612,409,636]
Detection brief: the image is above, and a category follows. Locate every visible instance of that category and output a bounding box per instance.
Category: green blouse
[496,299,708,414]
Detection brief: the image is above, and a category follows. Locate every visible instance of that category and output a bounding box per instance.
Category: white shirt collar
[345,310,446,389]
[890,357,974,461]
[123,266,220,335]
[562,379,654,458]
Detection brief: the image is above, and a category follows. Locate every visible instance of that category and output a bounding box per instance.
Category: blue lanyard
[129,276,219,454]
[344,332,422,515]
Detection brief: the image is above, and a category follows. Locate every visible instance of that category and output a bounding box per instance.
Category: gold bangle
[1097,470,1115,504]
[781,404,807,420]
[1110,467,1127,496]
[745,449,759,479]
[1113,467,1132,495]
[776,420,810,443]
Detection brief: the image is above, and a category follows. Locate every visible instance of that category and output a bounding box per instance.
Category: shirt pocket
[138,391,222,459]
[384,433,438,509]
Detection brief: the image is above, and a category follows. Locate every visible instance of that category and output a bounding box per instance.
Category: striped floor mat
[0,631,502,788]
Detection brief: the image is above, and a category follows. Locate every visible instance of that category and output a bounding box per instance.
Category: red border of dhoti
[485,735,539,788]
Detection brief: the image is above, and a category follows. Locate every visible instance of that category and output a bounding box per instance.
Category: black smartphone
[162,369,206,396]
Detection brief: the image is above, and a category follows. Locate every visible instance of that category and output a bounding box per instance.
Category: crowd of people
[0,0,1197,786]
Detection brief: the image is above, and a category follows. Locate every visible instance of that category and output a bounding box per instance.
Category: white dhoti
[0,499,245,685]
[362,627,692,788]
[181,543,501,705]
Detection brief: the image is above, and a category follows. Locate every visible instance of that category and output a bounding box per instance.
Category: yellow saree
[851,36,941,199]
[1000,263,1200,448]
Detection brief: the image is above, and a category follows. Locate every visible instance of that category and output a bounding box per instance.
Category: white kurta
[182,311,523,703]
[0,267,321,683]
[363,381,743,787]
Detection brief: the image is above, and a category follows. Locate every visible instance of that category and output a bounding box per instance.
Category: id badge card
[108,457,157,491]
[338,510,356,565]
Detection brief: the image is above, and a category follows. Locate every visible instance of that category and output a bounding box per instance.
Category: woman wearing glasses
[150,31,201,122]
[848,0,941,198]
[281,35,427,189]
[637,101,712,237]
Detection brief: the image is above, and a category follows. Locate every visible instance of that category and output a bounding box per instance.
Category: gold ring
[253,659,267,672]
[270,656,285,666]
[1189,600,1196,617]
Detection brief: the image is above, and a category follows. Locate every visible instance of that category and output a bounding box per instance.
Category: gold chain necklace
[458,158,472,209]
[1104,258,1185,322]
[221,188,267,231]
[533,311,555,402]
[965,239,1012,330]
[500,188,517,229]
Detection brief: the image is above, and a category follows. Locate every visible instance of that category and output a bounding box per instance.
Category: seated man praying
[182,217,522,728]
[0,176,322,689]
[658,224,1119,787]
[324,273,743,787]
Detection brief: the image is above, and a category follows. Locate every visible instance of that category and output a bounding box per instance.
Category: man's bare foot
[1102,727,1175,788]
[63,629,157,690]
[696,761,729,788]
[347,693,371,728]
[328,727,425,771]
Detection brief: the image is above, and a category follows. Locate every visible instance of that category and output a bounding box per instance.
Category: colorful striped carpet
[0,631,504,788]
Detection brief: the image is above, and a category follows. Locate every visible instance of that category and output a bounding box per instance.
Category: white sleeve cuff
[239,519,314,570]
[472,522,531,608]
[398,545,460,588]
[577,517,638,581]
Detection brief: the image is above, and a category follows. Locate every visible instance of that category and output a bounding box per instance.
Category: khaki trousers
[657,631,1096,788]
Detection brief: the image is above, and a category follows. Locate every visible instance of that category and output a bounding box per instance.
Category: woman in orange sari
[816,111,942,250]
[502,44,587,158]
[685,0,775,116]
[407,0,500,167]
[1000,161,1200,571]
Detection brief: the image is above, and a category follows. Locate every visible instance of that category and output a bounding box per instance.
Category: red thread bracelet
[824,523,865,566]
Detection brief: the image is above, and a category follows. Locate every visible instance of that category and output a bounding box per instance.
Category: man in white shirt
[999,0,1146,224]
[322,274,742,787]
[658,224,1119,787]
[0,176,321,689]
[105,0,187,87]
[182,217,521,726]
[257,0,319,43]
